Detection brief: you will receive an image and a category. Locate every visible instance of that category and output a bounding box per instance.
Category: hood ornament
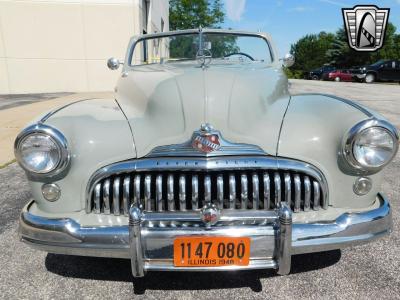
[191,123,221,153]
[146,123,266,157]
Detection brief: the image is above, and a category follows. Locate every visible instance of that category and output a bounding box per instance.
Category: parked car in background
[308,65,335,80]
[361,60,400,83]
[350,67,367,82]
[15,28,398,279]
[322,69,353,82]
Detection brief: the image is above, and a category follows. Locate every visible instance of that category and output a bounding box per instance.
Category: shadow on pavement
[45,250,341,294]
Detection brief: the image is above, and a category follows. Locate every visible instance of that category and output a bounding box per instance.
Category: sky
[222,0,400,56]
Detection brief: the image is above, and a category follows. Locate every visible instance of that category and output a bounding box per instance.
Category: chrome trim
[217,175,224,208]
[204,175,211,203]
[134,175,141,206]
[20,195,392,273]
[156,175,163,212]
[263,173,270,210]
[304,176,311,211]
[277,203,292,275]
[123,176,130,216]
[274,172,281,206]
[252,173,259,210]
[192,175,199,209]
[94,183,101,214]
[229,174,236,209]
[113,177,121,216]
[294,175,301,212]
[313,181,320,211]
[241,174,248,209]
[85,156,329,214]
[284,173,291,206]
[129,206,145,277]
[179,175,186,211]
[103,179,111,214]
[167,174,175,211]
[342,118,399,175]
[144,175,152,211]
[14,123,70,178]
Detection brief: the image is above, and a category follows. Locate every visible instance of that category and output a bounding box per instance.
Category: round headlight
[15,124,70,176]
[353,127,395,168]
[344,119,399,173]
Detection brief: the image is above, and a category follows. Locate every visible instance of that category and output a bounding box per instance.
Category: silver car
[15,29,398,277]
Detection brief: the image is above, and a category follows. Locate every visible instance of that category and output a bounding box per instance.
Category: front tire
[365,73,375,83]
[335,77,340,82]
[312,75,319,80]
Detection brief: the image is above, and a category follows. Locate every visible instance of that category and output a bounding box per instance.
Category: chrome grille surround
[86,156,328,216]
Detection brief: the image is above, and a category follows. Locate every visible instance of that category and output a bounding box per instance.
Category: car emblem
[200,203,220,227]
[342,5,390,52]
[192,123,221,153]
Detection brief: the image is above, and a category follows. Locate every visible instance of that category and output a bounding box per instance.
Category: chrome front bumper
[20,194,392,277]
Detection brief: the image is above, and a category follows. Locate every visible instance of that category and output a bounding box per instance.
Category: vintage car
[16,29,398,277]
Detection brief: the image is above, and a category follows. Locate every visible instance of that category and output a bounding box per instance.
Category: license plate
[173,236,251,267]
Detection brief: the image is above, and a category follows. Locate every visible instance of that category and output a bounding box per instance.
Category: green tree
[169,0,224,30]
[289,32,335,73]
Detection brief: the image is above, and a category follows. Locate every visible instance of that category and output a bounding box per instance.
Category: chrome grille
[87,157,328,216]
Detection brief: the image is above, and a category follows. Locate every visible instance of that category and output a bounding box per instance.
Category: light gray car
[15,29,398,277]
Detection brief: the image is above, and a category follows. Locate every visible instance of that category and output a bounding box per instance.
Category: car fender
[278,94,384,209]
[27,98,136,213]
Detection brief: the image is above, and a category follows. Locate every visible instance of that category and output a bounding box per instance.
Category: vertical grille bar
[313,181,320,211]
[204,175,211,204]
[144,175,152,211]
[179,175,186,211]
[321,184,328,210]
[284,173,291,206]
[263,173,270,210]
[94,183,101,214]
[192,175,199,209]
[304,176,311,211]
[156,175,163,212]
[217,175,224,208]
[122,176,130,216]
[252,173,259,210]
[274,172,281,207]
[293,174,301,212]
[167,174,175,211]
[103,179,111,214]
[113,177,121,216]
[229,174,236,209]
[134,175,141,206]
[241,174,248,209]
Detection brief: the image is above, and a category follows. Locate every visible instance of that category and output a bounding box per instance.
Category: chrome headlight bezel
[343,119,399,174]
[14,123,70,177]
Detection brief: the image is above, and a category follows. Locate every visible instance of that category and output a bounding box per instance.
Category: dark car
[362,60,400,83]
[308,66,335,80]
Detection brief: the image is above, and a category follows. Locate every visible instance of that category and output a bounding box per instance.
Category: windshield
[129,32,272,66]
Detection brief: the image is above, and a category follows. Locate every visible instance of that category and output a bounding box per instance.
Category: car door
[342,70,352,81]
[394,61,400,81]
[378,61,394,80]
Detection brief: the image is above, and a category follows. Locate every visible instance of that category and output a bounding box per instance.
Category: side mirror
[107,57,122,70]
[282,53,295,68]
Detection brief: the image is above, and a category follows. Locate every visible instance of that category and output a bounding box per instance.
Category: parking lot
[0,80,399,299]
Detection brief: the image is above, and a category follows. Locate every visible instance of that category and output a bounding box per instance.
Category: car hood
[115,63,290,158]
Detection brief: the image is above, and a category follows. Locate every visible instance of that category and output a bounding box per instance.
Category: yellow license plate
[173,236,251,267]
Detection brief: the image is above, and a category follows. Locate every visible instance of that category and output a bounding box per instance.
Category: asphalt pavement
[0,80,399,299]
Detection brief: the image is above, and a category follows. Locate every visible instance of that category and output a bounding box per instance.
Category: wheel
[365,73,375,83]
[334,77,340,82]
[312,75,319,80]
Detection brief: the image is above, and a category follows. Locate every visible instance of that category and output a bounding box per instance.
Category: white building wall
[0,0,169,94]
